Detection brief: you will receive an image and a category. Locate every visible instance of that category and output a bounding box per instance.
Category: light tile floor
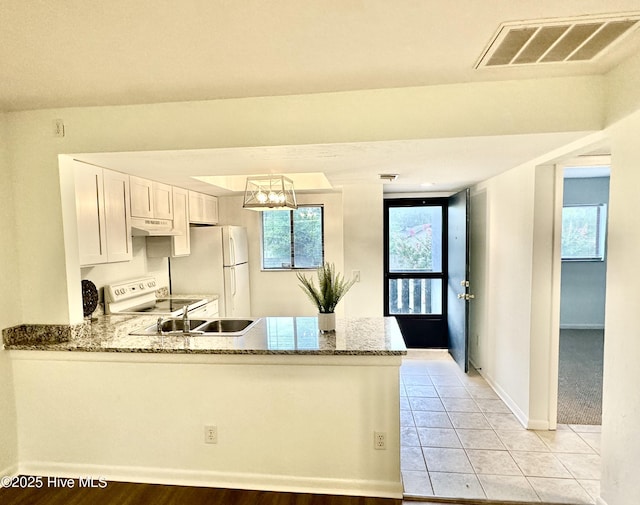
[400,354,601,504]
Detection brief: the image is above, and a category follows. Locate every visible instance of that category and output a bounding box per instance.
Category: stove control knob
[139,283,144,290]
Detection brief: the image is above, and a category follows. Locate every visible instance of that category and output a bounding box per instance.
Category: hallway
[400,354,600,503]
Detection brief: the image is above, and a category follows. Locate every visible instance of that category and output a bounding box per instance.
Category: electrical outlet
[204,425,217,444]
[374,431,386,450]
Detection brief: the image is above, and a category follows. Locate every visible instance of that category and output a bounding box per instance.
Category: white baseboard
[475,371,531,429]
[526,419,551,430]
[0,463,18,487]
[18,461,403,499]
[475,370,555,430]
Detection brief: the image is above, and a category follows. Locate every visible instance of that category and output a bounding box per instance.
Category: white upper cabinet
[75,164,107,265]
[74,163,132,266]
[130,176,174,220]
[153,181,173,220]
[145,186,191,258]
[171,186,190,257]
[188,191,218,225]
[129,175,154,218]
[103,169,133,262]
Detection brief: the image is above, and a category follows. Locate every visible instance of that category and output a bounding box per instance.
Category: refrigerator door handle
[229,236,236,266]
[230,266,237,296]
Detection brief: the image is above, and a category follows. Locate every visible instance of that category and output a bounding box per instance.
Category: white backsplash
[80,237,169,301]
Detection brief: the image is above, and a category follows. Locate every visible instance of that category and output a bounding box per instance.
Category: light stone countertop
[3,314,407,356]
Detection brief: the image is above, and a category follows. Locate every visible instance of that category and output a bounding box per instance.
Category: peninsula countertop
[3,315,407,356]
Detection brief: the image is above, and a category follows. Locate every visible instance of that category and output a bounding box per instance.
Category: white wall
[11,352,402,498]
[598,110,640,505]
[80,237,169,302]
[0,112,19,477]
[472,164,536,424]
[342,184,383,317]
[217,192,344,317]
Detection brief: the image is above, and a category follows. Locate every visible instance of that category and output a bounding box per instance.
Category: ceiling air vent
[476,13,640,68]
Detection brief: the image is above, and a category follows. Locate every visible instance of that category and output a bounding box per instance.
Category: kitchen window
[261,205,324,270]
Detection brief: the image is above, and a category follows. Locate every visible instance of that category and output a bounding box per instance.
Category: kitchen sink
[130,317,260,336]
[158,319,207,333]
[196,319,255,333]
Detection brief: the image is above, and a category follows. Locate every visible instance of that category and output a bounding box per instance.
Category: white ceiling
[4,0,634,193]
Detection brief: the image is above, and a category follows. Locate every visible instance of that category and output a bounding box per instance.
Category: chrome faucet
[156,317,164,334]
[182,304,191,334]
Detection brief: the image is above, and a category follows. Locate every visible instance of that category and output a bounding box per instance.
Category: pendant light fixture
[243,175,298,210]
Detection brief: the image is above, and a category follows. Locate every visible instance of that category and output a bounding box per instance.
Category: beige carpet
[557,329,603,425]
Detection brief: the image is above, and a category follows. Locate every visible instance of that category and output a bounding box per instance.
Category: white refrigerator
[170,226,251,317]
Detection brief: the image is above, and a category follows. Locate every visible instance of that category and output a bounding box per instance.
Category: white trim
[548,164,564,432]
[596,497,608,505]
[527,419,552,431]
[476,369,529,429]
[0,463,18,487]
[18,461,403,499]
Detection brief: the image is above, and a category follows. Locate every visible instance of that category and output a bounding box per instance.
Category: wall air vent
[476,13,640,68]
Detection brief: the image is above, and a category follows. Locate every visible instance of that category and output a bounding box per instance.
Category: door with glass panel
[384,199,448,348]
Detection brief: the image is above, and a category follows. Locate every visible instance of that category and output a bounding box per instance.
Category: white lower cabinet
[74,162,132,266]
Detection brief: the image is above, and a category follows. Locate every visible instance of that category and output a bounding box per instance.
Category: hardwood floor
[0,480,401,505]
[0,479,568,505]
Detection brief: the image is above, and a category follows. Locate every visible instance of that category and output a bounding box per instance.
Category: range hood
[130,217,179,236]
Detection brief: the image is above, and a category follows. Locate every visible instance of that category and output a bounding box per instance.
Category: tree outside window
[561,204,607,261]
[262,206,324,269]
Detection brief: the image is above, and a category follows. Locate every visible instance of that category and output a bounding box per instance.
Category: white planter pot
[317,312,336,333]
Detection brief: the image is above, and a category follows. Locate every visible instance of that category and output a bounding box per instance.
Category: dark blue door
[447,189,471,372]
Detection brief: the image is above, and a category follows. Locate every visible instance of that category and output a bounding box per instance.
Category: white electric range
[104,276,208,316]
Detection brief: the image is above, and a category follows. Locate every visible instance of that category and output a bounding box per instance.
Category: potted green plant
[296,262,356,332]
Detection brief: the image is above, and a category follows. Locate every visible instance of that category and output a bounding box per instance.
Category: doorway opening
[557,162,609,426]
[384,191,471,374]
[384,198,448,348]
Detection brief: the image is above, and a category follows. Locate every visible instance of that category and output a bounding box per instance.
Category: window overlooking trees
[386,203,444,315]
[388,206,443,273]
[262,205,324,269]
[561,204,607,261]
